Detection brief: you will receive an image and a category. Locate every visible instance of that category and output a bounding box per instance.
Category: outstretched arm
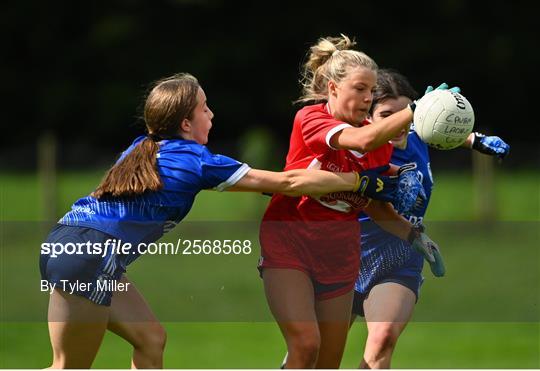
[331,83,457,153]
[462,132,510,159]
[227,168,358,196]
[330,107,413,152]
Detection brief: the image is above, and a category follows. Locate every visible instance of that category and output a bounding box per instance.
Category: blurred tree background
[2,0,538,170]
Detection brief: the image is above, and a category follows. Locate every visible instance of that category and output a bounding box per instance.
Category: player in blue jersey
[40,72,404,369]
[351,69,510,368]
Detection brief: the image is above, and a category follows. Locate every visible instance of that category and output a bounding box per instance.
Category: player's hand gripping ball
[424,83,461,95]
[413,84,475,150]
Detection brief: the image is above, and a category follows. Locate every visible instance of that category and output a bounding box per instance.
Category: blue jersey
[355,131,433,294]
[59,136,250,247]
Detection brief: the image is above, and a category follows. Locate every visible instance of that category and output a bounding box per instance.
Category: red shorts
[258,220,360,300]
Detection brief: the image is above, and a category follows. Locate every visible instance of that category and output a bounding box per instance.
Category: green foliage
[238,126,282,171]
[426,170,540,221]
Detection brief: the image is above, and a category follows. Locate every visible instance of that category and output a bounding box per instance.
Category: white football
[413,89,475,150]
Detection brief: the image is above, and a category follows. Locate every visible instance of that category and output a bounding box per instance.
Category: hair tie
[148,133,184,141]
[148,133,162,142]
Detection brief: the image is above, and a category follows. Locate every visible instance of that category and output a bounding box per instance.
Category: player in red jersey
[259,35,437,369]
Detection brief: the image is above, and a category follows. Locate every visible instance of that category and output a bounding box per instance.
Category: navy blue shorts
[40,224,127,306]
[352,274,421,317]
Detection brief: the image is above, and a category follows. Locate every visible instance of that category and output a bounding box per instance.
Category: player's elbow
[336,126,382,152]
[347,131,378,153]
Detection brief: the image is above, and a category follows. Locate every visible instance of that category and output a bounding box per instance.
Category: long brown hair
[92,73,200,198]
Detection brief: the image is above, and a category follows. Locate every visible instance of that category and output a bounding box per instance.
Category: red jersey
[259,103,393,288]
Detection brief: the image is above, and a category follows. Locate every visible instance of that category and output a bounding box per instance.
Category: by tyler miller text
[41,279,130,295]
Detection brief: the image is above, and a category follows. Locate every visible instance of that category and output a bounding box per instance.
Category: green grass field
[1,169,539,368]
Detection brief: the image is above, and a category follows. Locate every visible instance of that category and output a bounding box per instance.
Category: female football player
[351,69,510,368]
[259,35,443,369]
[40,72,397,369]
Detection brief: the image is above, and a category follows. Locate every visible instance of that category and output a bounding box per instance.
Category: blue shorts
[40,224,127,306]
[352,274,422,317]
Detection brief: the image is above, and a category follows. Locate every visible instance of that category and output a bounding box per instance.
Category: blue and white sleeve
[200,148,251,191]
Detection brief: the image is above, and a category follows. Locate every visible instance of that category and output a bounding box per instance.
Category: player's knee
[136,323,167,354]
[288,333,320,367]
[148,324,167,352]
[296,336,320,356]
[368,325,399,353]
